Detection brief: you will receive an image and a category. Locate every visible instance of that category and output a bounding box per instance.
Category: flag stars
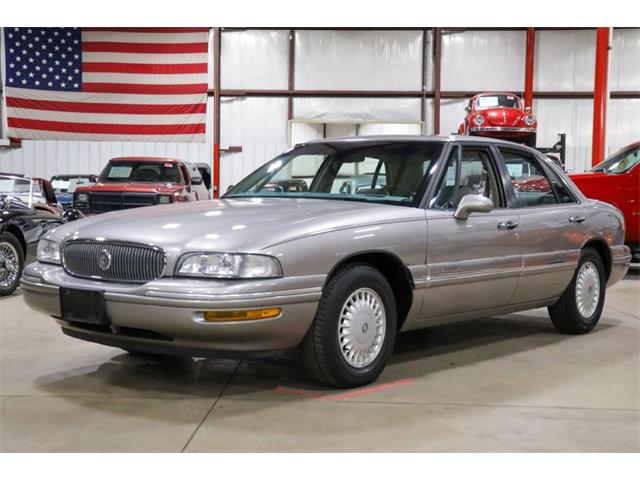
[6,27,82,91]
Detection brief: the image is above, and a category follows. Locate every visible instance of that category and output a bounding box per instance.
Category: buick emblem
[98,248,112,271]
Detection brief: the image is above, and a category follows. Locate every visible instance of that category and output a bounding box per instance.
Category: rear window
[100,161,183,183]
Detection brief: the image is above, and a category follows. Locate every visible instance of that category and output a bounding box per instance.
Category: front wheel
[548,247,606,334]
[301,264,397,388]
[0,232,25,296]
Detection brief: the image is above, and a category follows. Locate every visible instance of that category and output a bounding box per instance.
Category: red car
[458,92,537,147]
[74,157,210,215]
[570,141,640,263]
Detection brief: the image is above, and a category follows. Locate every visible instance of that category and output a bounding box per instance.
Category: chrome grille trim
[62,240,166,283]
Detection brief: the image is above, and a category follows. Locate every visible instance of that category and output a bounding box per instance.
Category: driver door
[421,144,522,320]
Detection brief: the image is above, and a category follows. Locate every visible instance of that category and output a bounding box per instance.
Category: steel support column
[524,27,535,108]
[213,27,221,198]
[433,28,442,135]
[591,27,610,167]
[288,30,295,120]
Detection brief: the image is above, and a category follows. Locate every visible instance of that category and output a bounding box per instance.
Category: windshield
[99,161,183,183]
[51,175,94,194]
[591,144,640,174]
[476,94,520,109]
[225,141,444,206]
[0,176,44,206]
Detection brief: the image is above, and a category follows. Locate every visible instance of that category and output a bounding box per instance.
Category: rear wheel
[0,232,24,296]
[548,247,606,334]
[301,264,397,388]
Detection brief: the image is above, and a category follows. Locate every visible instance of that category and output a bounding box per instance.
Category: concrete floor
[1,271,638,452]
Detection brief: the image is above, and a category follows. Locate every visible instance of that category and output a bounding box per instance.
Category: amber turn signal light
[202,308,282,322]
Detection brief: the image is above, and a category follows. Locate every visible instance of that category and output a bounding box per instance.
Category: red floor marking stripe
[274,378,415,401]
[322,378,415,401]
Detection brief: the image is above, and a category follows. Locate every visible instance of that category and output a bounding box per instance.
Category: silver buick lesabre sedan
[21,136,631,388]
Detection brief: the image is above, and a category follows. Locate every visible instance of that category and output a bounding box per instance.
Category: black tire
[0,232,25,296]
[526,133,537,147]
[301,264,397,388]
[548,247,606,334]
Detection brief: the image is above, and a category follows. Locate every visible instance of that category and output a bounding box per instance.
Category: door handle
[497,220,518,230]
[569,216,586,224]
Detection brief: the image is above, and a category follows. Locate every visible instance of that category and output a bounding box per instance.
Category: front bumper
[608,245,632,285]
[470,126,536,135]
[21,262,323,356]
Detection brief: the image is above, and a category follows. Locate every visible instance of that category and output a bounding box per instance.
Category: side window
[179,165,191,184]
[430,147,501,210]
[499,149,572,207]
[546,166,576,204]
[331,157,386,194]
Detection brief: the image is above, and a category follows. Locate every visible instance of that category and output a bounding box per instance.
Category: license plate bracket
[60,288,109,325]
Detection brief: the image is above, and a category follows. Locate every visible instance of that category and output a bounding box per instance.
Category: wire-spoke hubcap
[0,241,20,288]
[575,261,600,319]
[338,287,386,369]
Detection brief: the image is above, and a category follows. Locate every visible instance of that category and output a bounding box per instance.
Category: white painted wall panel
[607,98,640,156]
[441,30,526,91]
[295,30,423,91]
[221,30,289,90]
[611,29,640,91]
[439,98,467,136]
[0,140,212,179]
[294,97,421,123]
[220,96,288,190]
[534,30,596,91]
[533,98,594,173]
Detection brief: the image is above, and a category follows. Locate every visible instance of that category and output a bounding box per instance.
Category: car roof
[109,156,183,163]
[301,134,532,149]
[473,92,522,99]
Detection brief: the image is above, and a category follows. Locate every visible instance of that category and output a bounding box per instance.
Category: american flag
[3,27,209,142]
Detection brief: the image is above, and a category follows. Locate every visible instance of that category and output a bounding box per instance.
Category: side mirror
[453,194,494,220]
[62,208,84,222]
[464,106,471,113]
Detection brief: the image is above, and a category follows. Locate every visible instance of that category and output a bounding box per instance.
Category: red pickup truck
[74,157,210,215]
[570,141,640,263]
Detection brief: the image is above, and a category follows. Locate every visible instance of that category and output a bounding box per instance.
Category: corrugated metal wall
[1,28,639,184]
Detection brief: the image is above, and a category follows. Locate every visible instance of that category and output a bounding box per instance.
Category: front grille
[88,192,157,213]
[63,241,165,283]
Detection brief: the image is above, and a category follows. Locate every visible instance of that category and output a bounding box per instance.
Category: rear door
[495,146,585,304]
[421,143,522,319]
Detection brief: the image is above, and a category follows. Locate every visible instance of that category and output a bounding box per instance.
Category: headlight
[76,193,89,203]
[37,239,61,264]
[524,115,536,126]
[177,253,282,279]
[473,115,485,126]
[158,195,172,204]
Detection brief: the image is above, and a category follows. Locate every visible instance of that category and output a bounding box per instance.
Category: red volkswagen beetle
[570,141,640,263]
[458,92,537,147]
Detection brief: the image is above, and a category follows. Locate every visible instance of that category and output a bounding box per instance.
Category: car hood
[569,171,609,182]
[46,197,420,253]
[480,108,525,126]
[75,182,183,194]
